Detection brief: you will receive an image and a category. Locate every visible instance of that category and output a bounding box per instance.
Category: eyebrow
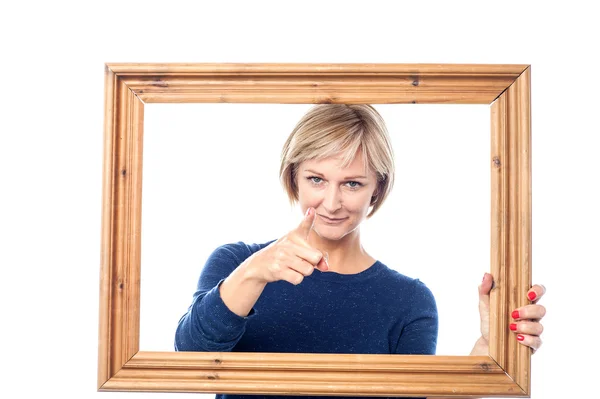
[303,169,368,180]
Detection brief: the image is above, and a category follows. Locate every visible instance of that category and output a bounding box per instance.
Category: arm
[394,280,438,355]
[175,208,328,352]
[217,207,329,317]
[390,281,437,399]
[174,244,259,352]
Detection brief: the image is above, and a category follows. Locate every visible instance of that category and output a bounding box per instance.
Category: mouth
[318,214,348,224]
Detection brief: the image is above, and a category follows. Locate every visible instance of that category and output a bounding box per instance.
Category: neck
[307,228,374,274]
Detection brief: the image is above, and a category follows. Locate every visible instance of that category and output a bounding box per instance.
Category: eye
[308,176,323,184]
[345,181,363,189]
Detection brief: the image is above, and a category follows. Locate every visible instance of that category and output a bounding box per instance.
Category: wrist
[239,256,268,286]
[218,257,268,318]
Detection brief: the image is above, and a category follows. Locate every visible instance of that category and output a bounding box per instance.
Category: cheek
[297,182,317,204]
[345,192,375,213]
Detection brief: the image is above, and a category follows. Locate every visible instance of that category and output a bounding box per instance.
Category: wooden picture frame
[98,63,532,397]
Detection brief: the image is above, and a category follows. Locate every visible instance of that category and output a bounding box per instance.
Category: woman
[175,104,545,365]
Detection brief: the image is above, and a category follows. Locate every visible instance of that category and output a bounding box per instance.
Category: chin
[314,225,356,241]
[315,231,347,241]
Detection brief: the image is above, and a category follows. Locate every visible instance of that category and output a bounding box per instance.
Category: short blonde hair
[279,104,395,218]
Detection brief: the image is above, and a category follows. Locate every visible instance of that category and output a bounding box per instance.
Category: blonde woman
[175,104,545,365]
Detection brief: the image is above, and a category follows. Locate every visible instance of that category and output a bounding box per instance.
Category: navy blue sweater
[175,240,438,399]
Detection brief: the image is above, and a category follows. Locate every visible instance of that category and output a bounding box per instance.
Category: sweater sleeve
[174,243,258,352]
[394,279,438,355]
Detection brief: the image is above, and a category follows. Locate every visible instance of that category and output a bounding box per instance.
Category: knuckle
[269,262,281,274]
[305,265,314,276]
[537,324,544,336]
[538,305,547,318]
[522,321,543,336]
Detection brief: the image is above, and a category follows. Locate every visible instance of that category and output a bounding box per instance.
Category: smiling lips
[319,214,348,224]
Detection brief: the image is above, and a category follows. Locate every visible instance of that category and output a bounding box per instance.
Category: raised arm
[174,243,255,352]
[175,207,328,352]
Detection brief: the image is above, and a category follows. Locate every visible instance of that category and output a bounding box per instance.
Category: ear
[373,182,382,196]
[370,175,383,206]
[370,188,379,206]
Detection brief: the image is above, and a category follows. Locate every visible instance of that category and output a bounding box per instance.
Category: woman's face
[296,151,378,242]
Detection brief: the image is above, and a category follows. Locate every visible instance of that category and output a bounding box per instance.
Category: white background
[140,103,489,355]
[1,1,598,398]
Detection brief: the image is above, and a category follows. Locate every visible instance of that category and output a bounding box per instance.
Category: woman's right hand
[244,207,329,285]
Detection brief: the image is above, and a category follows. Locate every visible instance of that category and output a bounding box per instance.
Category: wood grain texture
[489,67,532,392]
[106,63,527,104]
[103,353,520,396]
[98,63,532,397]
[98,66,144,387]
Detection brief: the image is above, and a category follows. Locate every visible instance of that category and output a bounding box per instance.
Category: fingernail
[305,208,312,217]
[517,334,525,341]
[324,252,329,268]
[511,310,520,319]
[509,323,517,331]
[528,291,537,301]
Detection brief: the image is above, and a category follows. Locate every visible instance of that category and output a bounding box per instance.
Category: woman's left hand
[509,280,546,353]
[472,273,546,355]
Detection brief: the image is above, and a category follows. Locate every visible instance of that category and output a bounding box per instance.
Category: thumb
[479,272,494,301]
[295,207,316,240]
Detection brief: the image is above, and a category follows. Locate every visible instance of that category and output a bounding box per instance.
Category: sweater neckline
[308,260,384,283]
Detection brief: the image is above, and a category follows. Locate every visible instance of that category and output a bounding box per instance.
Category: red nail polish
[517,334,525,341]
[528,291,537,301]
[509,323,517,331]
[512,310,520,319]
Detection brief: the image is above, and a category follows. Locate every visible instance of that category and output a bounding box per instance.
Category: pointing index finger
[296,207,316,241]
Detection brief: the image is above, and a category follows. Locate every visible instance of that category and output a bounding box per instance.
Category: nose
[322,185,342,213]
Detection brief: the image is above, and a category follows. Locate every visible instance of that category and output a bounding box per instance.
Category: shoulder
[211,239,277,263]
[376,263,437,307]
[376,262,429,289]
[200,239,277,279]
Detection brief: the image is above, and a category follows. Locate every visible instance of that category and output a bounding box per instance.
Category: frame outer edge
[515,66,532,394]
[98,65,117,389]
[98,63,533,397]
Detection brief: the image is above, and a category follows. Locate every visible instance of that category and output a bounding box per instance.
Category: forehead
[300,152,373,177]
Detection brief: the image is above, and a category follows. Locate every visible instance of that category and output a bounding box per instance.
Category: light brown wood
[107,62,527,104]
[489,66,532,393]
[98,63,532,397]
[98,66,145,387]
[103,353,520,396]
